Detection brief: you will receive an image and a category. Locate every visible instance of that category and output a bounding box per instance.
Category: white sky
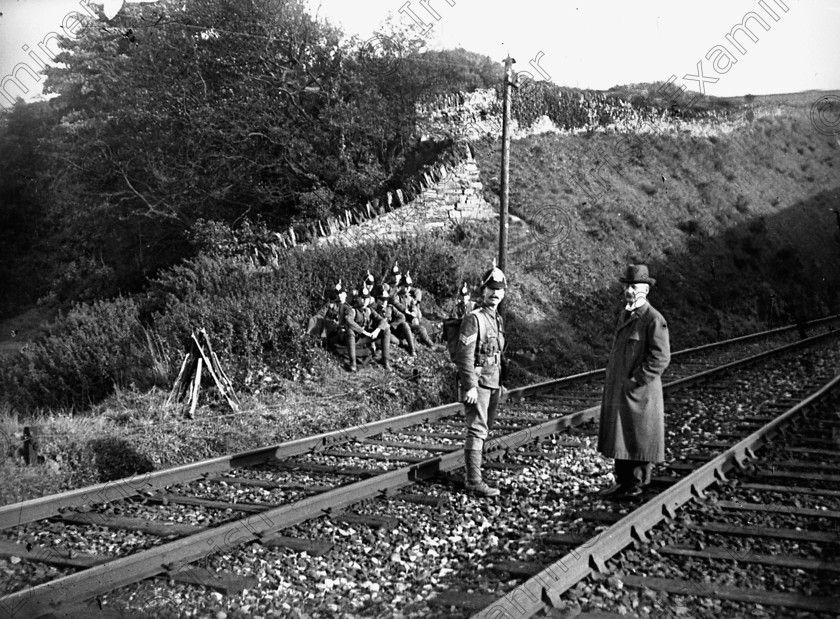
[1,0,839,110]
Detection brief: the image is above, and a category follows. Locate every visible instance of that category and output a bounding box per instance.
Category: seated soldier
[341,280,392,372]
[389,261,402,288]
[391,272,443,351]
[373,282,416,356]
[453,282,475,319]
[443,282,475,399]
[306,280,345,349]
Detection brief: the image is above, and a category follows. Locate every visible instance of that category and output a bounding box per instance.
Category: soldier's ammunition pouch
[475,351,501,367]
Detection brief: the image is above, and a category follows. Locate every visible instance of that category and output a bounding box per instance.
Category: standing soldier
[306,280,345,349]
[598,264,670,498]
[341,280,392,372]
[373,283,416,356]
[392,272,441,351]
[455,263,507,498]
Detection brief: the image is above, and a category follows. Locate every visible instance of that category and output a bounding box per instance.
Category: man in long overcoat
[598,264,670,498]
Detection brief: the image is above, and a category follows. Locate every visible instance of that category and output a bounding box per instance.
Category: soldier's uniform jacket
[315,300,342,324]
[598,302,670,462]
[374,301,406,326]
[341,303,388,335]
[391,291,421,325]
[455,306,505,391]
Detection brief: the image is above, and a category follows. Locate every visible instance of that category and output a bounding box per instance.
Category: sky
[1,0,839,110]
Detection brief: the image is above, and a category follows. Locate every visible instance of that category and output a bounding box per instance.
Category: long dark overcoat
[598,302,671,462]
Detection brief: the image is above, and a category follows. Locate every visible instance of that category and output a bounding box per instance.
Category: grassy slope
[471,103,840,377]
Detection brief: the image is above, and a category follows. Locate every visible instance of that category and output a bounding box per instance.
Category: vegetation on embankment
[472,106,840,377]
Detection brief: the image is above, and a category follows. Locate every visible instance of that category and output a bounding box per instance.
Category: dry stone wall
[316,145,494,248]
[415,87,767,142]
[250,142,497,265]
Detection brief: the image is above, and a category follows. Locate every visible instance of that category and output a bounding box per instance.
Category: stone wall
[415,87,766,142]
[317,144,495,247]
[248,142,497,266]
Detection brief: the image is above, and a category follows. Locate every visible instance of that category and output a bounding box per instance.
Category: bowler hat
[619,264,656,285]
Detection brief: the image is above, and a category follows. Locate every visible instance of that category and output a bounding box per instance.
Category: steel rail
[500,324,839,404]
[472,372,840,617]
[497,314,840,403]
[3,327,837,617]
[5,317,826,529]
[0,401,461,530]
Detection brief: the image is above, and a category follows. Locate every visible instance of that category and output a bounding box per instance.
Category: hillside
[2,87,839,500]
[467,100,840,377]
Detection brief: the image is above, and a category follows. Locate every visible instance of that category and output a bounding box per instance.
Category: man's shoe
[346,362,358,373]
[465,480,500,497]
[598,483,626,497]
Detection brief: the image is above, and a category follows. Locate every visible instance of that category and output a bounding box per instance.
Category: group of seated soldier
[306,263,447,372]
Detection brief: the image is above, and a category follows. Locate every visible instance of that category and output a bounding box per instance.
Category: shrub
[0,296,154,410]
[147,254,314,382]
[149,224,468,383]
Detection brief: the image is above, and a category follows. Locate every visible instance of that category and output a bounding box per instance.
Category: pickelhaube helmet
[372,283,391,299]
[459,282,470,297]
[403,271,413,287]
[480,259,507,290]
[324,279,343,300]
[352,269,372,297]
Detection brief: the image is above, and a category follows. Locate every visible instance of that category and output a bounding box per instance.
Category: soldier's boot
[405,331,417,356]
[346,334,358,372]
[464,449,500,497]
[380,329,392,370]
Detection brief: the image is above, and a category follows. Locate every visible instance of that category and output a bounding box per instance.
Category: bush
[149,224,468,382]
[0,296,154,410]
[0,219,470,411]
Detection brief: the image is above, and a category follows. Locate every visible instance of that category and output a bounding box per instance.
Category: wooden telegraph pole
[499,55,515,272]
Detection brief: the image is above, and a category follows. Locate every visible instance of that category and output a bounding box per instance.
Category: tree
[5,0,503,305]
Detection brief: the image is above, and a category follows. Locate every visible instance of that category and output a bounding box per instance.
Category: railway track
[0,317,838,618]
[472,367,840,618]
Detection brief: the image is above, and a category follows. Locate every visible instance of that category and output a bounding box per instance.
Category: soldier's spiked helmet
[324,279,343,301]
[459,282,470,297]
[391,261,402,287]
[354,270,374,297]
[480,260,507,290]
[373,283,391,299]
[402,271,413,287]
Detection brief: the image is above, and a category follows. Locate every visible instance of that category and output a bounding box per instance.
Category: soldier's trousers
[464,386,500,451]
[347,327,391,361]
[307,318,339,348]
[411,323,434,346]
[390,322,414,349]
